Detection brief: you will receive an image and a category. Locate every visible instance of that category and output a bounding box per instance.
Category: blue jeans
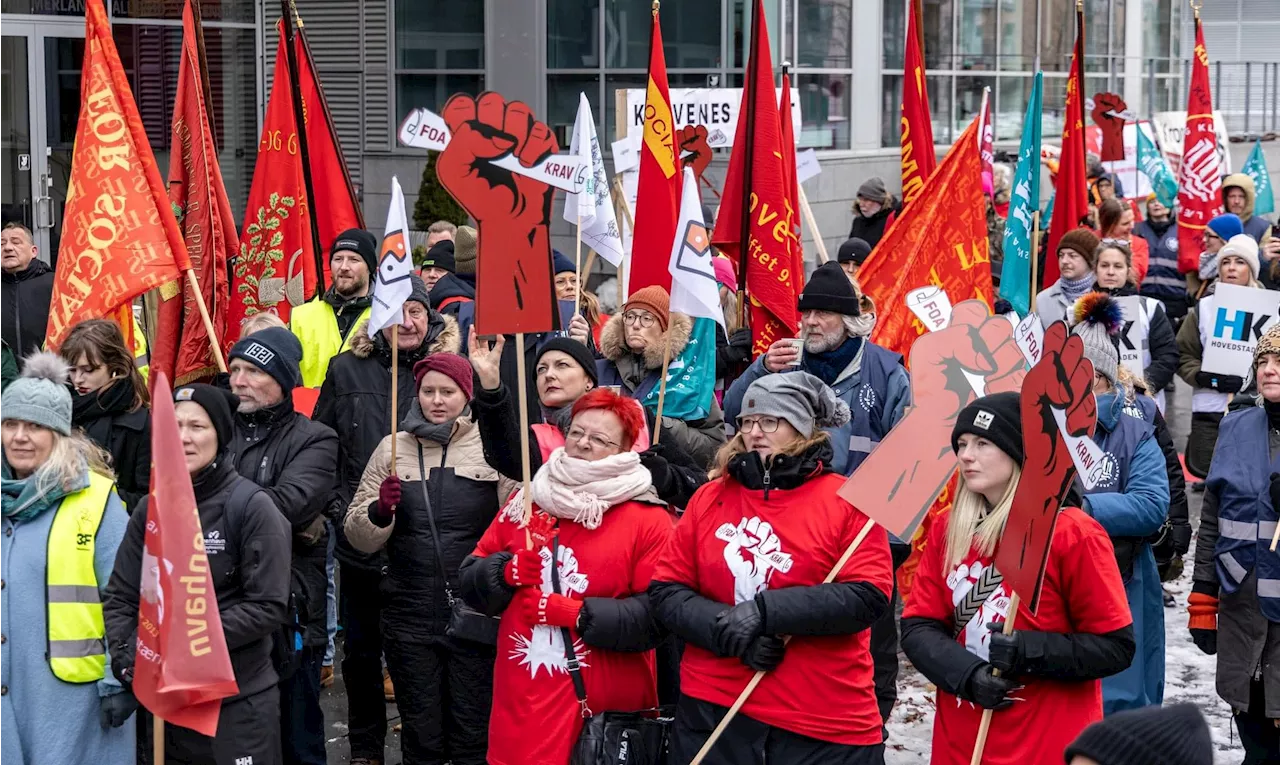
[324,521,337,667]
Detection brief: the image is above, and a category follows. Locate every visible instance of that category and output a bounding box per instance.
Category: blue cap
[1207,213,1244,241]
[553,250,576,275]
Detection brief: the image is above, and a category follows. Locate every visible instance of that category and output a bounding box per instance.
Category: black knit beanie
[421,240,456,273]
[1063,703,1212,765]
[836,237,872,266]
[332,228,378,275]
[174,383,240,453]
[797,261,861,316]
[951,391,1024,466]
[536,337,599,387]
[229,326,303,394]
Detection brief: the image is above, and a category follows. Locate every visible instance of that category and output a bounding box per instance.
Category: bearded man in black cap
[312,274,461,765]
[226,326,339,765]
[290,228,377,388]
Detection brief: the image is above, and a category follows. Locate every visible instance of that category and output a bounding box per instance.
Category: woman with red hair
[460,387,674,765]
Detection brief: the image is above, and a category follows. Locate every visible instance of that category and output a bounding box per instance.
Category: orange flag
[900,0,936,208]
[628,9,681,295]
[155,0,234,386]
[45,0,186,352]
[134,373,239,735]
[1044,6,1089,284]
[859,118,993,360]
[712,0,800,356]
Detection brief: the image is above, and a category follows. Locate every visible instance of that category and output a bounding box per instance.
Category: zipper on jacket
[762,468,772,500]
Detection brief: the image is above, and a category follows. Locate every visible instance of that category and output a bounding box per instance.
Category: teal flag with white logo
[999,72,1042,318]
[1137,126,1177,209]
[640,317,717,422]
[1244,139,1274,216]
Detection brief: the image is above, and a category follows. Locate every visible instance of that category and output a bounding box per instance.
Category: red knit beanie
[413,353,475,400]
[623,285,671,332]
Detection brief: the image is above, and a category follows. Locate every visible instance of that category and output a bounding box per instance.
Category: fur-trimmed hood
[348,311,461,360]
[599,310,693,370]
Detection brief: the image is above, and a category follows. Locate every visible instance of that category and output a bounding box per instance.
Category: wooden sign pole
[573,209,583,318]
[652,332,675,444]
[968,592,1021,765]
[797,185,829,264]
[389,324,399,467]
[185,268,228,372]
[515,332,535,547]
[154,717,165,765]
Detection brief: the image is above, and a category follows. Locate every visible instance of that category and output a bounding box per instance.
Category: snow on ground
[883,529,1244,763]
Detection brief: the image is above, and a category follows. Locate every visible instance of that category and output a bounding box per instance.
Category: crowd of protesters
[0,152,1275,765]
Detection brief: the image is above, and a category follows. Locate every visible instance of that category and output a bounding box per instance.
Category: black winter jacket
[227,399,338,648]
[1150,404,1191,559]
[427,273,475,316]
[313,313,461,571]
[71,379,150,511]
[1,259,54,361]
[847,205,897,249]
[104,458,291,700]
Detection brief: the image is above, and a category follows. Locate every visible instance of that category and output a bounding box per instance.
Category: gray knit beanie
[1069,293,1123,384]
[3,352,73,435]
[739,372,851,438]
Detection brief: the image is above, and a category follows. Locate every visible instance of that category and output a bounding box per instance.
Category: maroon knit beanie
[413,353,475,400]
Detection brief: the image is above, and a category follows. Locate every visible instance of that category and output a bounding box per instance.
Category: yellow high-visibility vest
[131,316,149,384]
[290,299,371,388]
[46,472,113,683]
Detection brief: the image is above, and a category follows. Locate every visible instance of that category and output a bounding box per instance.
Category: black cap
[797,261,861,316]
[420,240,456,273]
[229,326,303,394]
[1063,703,1212,765]
[836,237,872,265]
[951,392,1024,466]
[332,228,378,275]
[536,337,599,388]
[174,384,240,453]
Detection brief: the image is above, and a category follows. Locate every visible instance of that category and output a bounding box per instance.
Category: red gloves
[374,476,401,522]
[504,548,543,588]
[514,588,584,629]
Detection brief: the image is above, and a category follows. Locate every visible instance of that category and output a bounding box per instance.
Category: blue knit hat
[2,352,72,435]
[553,250,576,275]
[1207,213,1244,241]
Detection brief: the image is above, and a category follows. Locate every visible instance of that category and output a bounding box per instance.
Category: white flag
[368,177,414,333]
[561,93,625,267]
[668,167,724,330]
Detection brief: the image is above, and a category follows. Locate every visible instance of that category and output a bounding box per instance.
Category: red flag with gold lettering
[45,0,186,352]
[155,0,234,386]
[134,373,238,736]
[1176,16,1223,274]
[859,118,993,360]
[900,0,936,208]
[627,10,681,295]
[778,71,804,292]
[1044,6,1088,284]
[712,0,800,355]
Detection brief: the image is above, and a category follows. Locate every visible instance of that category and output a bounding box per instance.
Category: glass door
[39,33,83,266]
[1,33,34,240]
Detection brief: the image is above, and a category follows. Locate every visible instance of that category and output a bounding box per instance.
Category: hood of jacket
[348,311,461,361]
[1,258,51,284]
[1223,173,1258,221]
[427,272,475,310]
[599,310,693,370]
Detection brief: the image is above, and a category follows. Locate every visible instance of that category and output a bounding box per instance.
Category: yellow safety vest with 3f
[46,471,114,683]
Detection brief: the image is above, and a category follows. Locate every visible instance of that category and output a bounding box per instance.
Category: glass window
[998,0,1036,71]
[108,0,255,23]
[606,0,722,69]
[796,0,851,68]
[547,74,602,145]
[955,75,994,136]
[549,0,601,68]
[996,75,1032,140]
[882,0,904,68]
[957,0,996,69]
[394,0,484,124]
[881,73,952,147]
[796,73,850,149]
[921,0,955,70]
[396,74,484,117]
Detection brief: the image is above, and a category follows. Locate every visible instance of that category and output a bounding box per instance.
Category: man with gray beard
[723,260,910,739]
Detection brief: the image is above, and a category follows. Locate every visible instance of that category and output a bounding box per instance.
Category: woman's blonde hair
[708,429,831,479]
[720,288,743,336]
[943,465,1023,570]
[580,289,602,330]
[28,430,116,501]
[240,311,288,339]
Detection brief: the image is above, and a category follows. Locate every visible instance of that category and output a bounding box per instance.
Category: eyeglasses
[737,416,781,434]
[566,426,620,450]
[623,311,657,328]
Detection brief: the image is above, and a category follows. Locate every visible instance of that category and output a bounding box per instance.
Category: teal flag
[1137,126,1177,209]
[998,72,1043,318]
[640,317,717,421]
[1244,139,1275,216]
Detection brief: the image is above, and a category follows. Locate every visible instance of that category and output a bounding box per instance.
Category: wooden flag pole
[185,268,227,373]
[969,592,1021,765]
[154,717,165,765]
[389,324,399,467]
[574,208,583,318]
[1029,211,1041,312]
[797,184,830,264]
[652,331,675,444]
[515,332,535,546]
[689,518,879,765]
[612,175,635,308]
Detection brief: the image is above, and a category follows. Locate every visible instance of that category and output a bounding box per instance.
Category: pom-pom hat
[1070,293,1123,384]
[2,352,73,435]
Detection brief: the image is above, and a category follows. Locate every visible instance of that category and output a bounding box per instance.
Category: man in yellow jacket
[290,228,376,388]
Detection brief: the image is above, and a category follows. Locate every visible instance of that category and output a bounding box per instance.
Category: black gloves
[728,328,753,352]
[741,635,787,672]
[1195,371,1244,394]
[639,445,675,498]
[110,640,135,688]
[711,600,764,658]
[986,623,1025,675]
[1190,628,1217,656]
[100,691,139,729]
[962,665,1018,711]
[1270,473,1280,516]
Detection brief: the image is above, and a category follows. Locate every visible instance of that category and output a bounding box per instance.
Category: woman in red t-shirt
[651,372,894,765]
[900,392,1135,765]
[458,387,674,765]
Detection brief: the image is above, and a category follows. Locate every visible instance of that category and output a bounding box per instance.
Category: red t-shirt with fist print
[902,507,1132,765]
[472,501,673,765]
[653,472,893,745]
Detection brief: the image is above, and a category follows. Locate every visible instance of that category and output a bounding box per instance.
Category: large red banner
[45,0,186,352]
[134,373,238,735]
[778,71,804,294]
[627,12,680,295]
[859,118,994,361]
[155,0,233,386]
[1043,9,1088,285]
[899,0,937,207]
[1176,18,1223,274]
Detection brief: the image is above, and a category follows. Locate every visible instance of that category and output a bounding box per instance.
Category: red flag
[45,0,186,352]
[778,71,804,293]
[1176,17,1223,274]
[134,372,238,735]
[628,10,681,295]
[859,118,993,360]
[1044,7,1088,285]
[228,20,363,338]
[712,0,800,356]
[900,0,936,208]
[155,0,234,386]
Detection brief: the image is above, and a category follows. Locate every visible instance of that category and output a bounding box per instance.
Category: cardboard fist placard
[435,92,561,336]
[837,300,1026,540]
[995,321,1097,614]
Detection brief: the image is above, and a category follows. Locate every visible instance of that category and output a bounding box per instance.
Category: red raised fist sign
[677,124,713,181]
[1090,92,1128,163]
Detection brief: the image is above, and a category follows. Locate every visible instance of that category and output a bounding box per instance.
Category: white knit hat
[1219,234,1261,280]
